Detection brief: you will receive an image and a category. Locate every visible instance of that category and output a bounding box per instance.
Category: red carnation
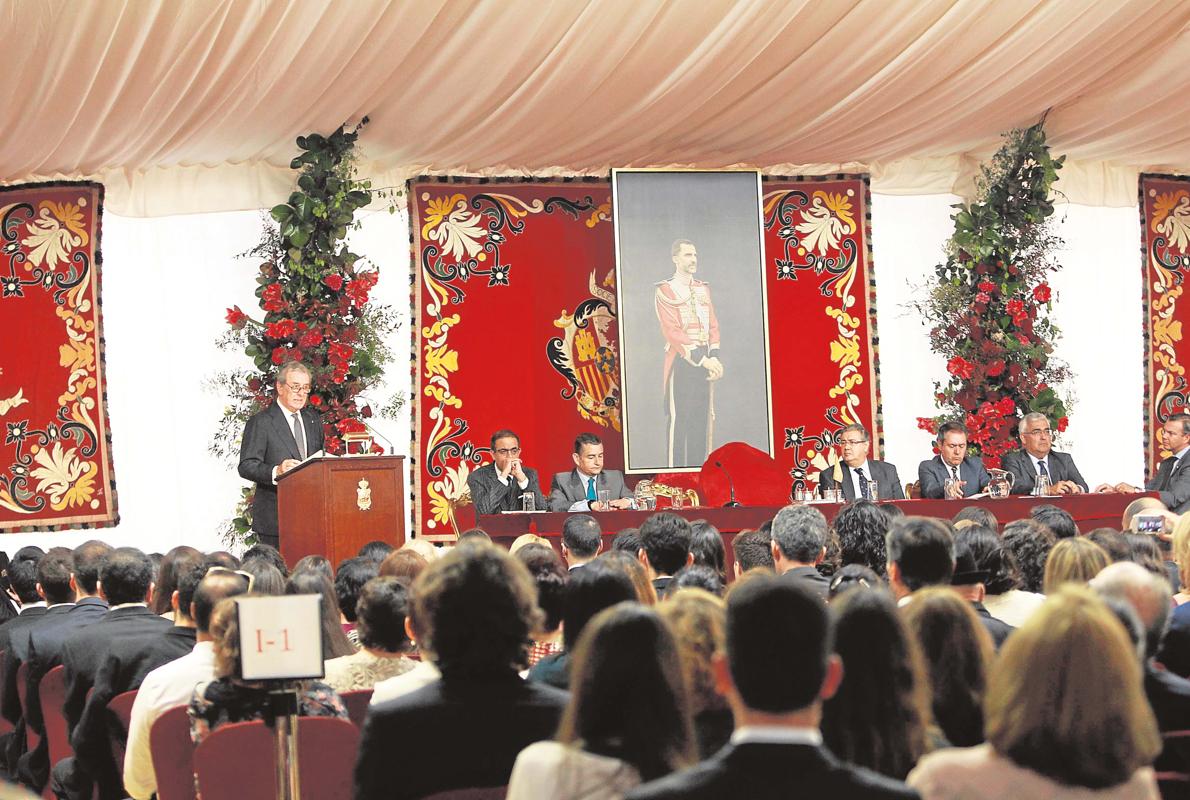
[299,329,323,349]
[1033,283,1052,303]
[323,274,344,292]
[261,283,285,312]
[225,306,248,328]
[1006,298,1025,316]
[309,394,323,407]
[978,281,997,293]
[270,346,287,365]
[986,359,1006,377]
[947,356,975,380]
[996,397,1015,415]
[1057,416,1069,432]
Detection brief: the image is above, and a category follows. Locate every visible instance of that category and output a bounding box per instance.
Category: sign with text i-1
[236,594,324,680]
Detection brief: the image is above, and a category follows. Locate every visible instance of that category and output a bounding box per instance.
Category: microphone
[354,395,397,455]
[714,461,741,508]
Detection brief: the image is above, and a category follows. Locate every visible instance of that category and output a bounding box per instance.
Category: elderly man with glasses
[237,360,326,548]
[466,429,547,514]
[815,423,905,501]
[1002,411,1088,495]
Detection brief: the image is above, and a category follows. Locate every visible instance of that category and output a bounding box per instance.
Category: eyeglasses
[838,439,868,447]
[494,447,521,456]
[207,566,255,591]
[1024,428,1052,437]
[284,383,312,394]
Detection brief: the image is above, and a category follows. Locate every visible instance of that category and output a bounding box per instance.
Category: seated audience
[238,558,285,595]
[1173,514,1190,605]
[669,565,724,597]
[561,514,603,571]
[1001,412,1088,495]
[334,556,378,645]
[908,586,1160,799]
[1029,504,1078,539]
[902,588,994,748]
[885,516,954,603]
[241,542,288,577]
[150,545,202,617]
[770,505,830,601]
[1120,496,1171,532]
[828,564,882,602]
[1085,528,1132,563]
[638,513,693,596]
[124,568,251,800]
[378,548,428,584]
[598,551,658,606]
[958,526,1042,627]
[729,529,773,577]
[999,519,1056,594]
[357,540,395,564]
[950,540,1014,649]
[188,595,347,744]
[823,587,930,780]
[917,422,990,499]
[657,589,731,759]
[688,520,726,583]
[355,543,569,799]
[833,500,891,578]
[324,576,416,692]
[285,571,356,659]
[625,575,916,799]
[1041,537,1109,594]
[952,505,997,532]
[514,544,567,667]
[508,604,695,799]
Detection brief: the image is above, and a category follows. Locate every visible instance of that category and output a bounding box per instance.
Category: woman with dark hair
[292,554,333,580]
[508,603,695,799]
[902,588,994,748]
[1000,519,1056,594]
[597,550,658,605]
[657,588,732,759]
[823,588,931,779]
[832,500,891,577]
[669,565,724,597]
[688,521,726,582]
[1124,533,1169,581]
[239,559,285,595]
[285,571,356,659]
[828,563,882,602]
[957,526,1042,627]
[152,545,203,617]
[324,577,416,692]
[909,587,1160,798]
[515,543,568,667]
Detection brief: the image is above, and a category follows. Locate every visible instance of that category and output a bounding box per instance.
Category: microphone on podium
[714,460,741,508]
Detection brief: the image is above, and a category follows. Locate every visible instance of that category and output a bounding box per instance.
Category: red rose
[323,274,344,292]
[309,394,323,407]
[946,356,975,380]
[1057,416,1069,432]
[986,359,1006,377]
[270,346,286,365]
[261,283,285,312]
[299,329,323,349]
[1033,283,1052,303]
[1006,298,1025,316]
[225,306,248,327]
[325,435,342,454]
[996,397,1015,415]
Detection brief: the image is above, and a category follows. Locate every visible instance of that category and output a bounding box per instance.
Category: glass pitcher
[987,468,1015,499]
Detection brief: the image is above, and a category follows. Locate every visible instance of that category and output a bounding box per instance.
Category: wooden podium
[277,455,405,567]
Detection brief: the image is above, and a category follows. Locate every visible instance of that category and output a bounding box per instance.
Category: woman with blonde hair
[1171,513,1190,605]
[902,588,994,748]
[908,585,1161,798]
[657,588,732,759]
[1041,537,1109,594]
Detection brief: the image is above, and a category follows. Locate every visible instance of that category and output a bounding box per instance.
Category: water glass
[1035,475,1052,496]
[793,486,811,503]
[597,489,611,508]
[672,492,685,510]
[866,480,879,501]
[520,492,535,512]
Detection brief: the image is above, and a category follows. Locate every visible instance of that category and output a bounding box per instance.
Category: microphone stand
[715,461,741,508]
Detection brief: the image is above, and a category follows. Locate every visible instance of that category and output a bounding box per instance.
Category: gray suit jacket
[816,460,906,501]
[547,469,633,512]
[918,455,990,499]
[1001,449,1088,494]
[1147,454,1190,513]
[237,401,325,539]
[466,463,546,514]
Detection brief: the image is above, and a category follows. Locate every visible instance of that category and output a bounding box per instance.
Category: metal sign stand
[269,688,301,800]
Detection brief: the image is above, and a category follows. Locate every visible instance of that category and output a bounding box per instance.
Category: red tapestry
[0,182,117,531]
[410,176,880,534]
[1142,173,1190,473]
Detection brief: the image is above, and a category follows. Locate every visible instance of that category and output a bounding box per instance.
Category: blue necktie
[586,477,597,501]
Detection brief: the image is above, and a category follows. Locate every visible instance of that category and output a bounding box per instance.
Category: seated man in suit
[770,506,830,602]
[816,423,905,500]
[1098,412,1190,514]
[1002,412,1088,495]
[625,574,916,800]
[466,429,546,514]
[638,513,693,596]
[918,421,990,499]
[548,433,634,512]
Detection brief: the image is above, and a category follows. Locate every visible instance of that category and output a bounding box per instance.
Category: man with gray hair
[769,505,830,601]
[1001,411,1087,495]
[816,423,905,501]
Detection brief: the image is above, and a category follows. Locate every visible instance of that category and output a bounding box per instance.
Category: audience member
[241,542,288,577]
[877,503,905,526]
[285,571,356,659]
[334,557,379,645]
[457,527,492,545]
[508,604,695,800]
[514,544,567,667]
[833,500,890,578]
[400,538,440,563]
[1000,519,1056,594]
[626,575,916,799]
[952,506,997,532]
[657,589,731,759]
[598,551,658,606]
[1124,533,1172,585]
[908,586,1160,798]
[324,577,416,692]
[204,551,241,570]
[885,516,954,603]
[292,554,333,581]
[354,543,568,799]
[123,568,250,799]
[823,587,930,780]
[150,545,202,617]
[509,533,552,555]
[770,505,830,601]
[688,521,726,583]
[1029,503,1078,539]
[828,564,882,602]
[1086,528,1132,563]
[611,528,641,555]
[958,526,1042,627]
[378,548,428,584]
[0,553,47,655]
[1042,537,1109,594]
[638,513,693,596]
[358,540,395,564]
[902,587,993,748]
[562,514,603,571]
[188,595,347,744]
[1121,496,1170,532]
[670,565,724,597]
[239,558,285,595]
[729,529,773,577]
[950,540,1014,649]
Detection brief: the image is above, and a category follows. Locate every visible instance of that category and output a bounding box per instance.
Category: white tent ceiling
[3,0,1189,215]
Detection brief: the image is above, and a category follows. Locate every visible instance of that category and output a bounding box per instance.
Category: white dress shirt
[849,460,873,499]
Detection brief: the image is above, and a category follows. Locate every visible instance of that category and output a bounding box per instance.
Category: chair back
[149,704,197,800]
[16,661,38,752]
[39,665,72,774]
[421,788,508,800]
[106,689,138,779]
[194,716,359,799]
[339,689,372,728]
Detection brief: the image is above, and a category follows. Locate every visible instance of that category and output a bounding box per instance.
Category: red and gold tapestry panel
[1142,173,1190,474]
[411,176,880,532]
[0,182,117,531]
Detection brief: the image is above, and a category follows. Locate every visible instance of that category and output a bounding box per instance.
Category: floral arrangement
[210,121,400,544]
[915,121,1070,468]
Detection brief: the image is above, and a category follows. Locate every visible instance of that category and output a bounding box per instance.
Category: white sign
[236,594,324,680]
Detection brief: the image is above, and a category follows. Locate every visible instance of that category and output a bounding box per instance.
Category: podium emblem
[356,479,372,512]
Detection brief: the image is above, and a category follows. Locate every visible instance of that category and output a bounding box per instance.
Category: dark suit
[971,602,1014,650]
[1146,451,1190,514]
[0,605,49,773]
[917,456,990,499]
[0,606,48,661]
[355,674,568,799]
[1145,663,1190,775]
[817,460,906,501]
[625,740,919,800]
[466,463,546,515]
[1001,449,1088,495]
[237,401,326,546]
[548,469,633,512]
[781,567,831,602]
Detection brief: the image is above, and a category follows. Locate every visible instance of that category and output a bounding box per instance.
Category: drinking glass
[672,492,685,510]
[597,489,611,508]
[520,492,535,512]
[866,480,879,501]
[1035,475,1052,496]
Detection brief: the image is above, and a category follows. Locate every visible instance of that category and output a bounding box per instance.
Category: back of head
[956,525,1019,596]
[204,551,241,570]
[400,538,440,562]
[560,603,694,780]
[292,554,333,581]
[242,543,288,577]
[1123,496,1167,531]
[286,570,356,659]
[239,559,285,595]
[1091,561,1173,660]
[563,559,638,650]
[670,565,724,597]
[611,528,641,555]
[952,505,998,531]
[828,564,882,602]
[725,573,831,713]
[731,529,774,573]
[355,576,411,653]
[192,568,252,634]
[71,540,113,595]
[358,540,395,564]
[562,514,603,560]
[334,557,379,622]
[639,513,692,576]
[833,500,889,577]
[9,549,44,604]
[153,545,203,615]
[36,553,75,605]
[378,549,428,585]
[885,516,954,591]
[986,585,1161,788]
[99,548,153,605]
[1124,533,1168,580]
[1086,528,1132,563]
[457,528,492,545]
[1030,504,1078,539]
[413,542,543,677]
[771,505,828,564]
[1001,519,1056,593]
[657,588,727,717]
[597,550,657,606]
[515,543,567,634]
[1043,537,1109,594]
[689,521,725,576]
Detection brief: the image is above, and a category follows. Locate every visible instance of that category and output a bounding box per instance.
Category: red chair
[148,704,196,800]
[422,788,507,800]
[38,665,72,799]
[15,661,39,753]
[194,717,359,799]
[106,689,138,781]
[339,689,372,728]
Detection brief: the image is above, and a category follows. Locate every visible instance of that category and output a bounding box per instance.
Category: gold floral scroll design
[1148,186,1190,462]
